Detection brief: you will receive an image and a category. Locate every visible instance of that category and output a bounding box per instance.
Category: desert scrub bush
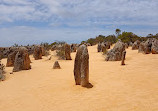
[54,41,67,60]
[0,53,3,60]
[0,61,5,81]
[40,42,51,50]
[44,50,50,57]
[56,49,65,60]
[56,45,65,60]
[118,32,140,43]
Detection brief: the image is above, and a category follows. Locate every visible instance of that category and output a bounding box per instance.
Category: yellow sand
[0,45,158,111]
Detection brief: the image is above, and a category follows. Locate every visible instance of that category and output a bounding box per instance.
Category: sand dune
[0,45,158,111]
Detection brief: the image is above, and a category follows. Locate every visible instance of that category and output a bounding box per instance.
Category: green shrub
[87,38,97,45]
[105,35,117,44]
[118,32,140,43]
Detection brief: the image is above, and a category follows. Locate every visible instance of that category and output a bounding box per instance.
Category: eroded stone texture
[13,47,31,72]
[26,45,35,55]
[33,46,42,60]
[125,43,129,49]
[74,45,89,87]
[132,40,141,50]
[64,44,72,60]
[6,51,18,67]
[0,47,18,59]
[144,38,153,54]
[151,39,158,54]
[138,38,158,54]
[106,41,125,61]
[71,44,77,52]
[97,43,102,52]
[41,47,45,56]
[101,43,106,52]
[53,61,61,69]
[104,42,111,49]
[0,61,5,81]
[121,50,126,65]
[138,42,146,53]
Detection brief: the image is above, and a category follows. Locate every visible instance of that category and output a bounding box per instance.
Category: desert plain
[0,45,158,111]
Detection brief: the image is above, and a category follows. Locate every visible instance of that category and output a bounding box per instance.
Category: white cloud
[0,0,158,46]
[0,0,158,25]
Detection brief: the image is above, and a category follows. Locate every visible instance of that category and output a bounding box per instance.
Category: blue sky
[0,0,158,46]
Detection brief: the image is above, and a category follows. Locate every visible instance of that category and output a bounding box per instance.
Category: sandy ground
[0,45,158,111]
